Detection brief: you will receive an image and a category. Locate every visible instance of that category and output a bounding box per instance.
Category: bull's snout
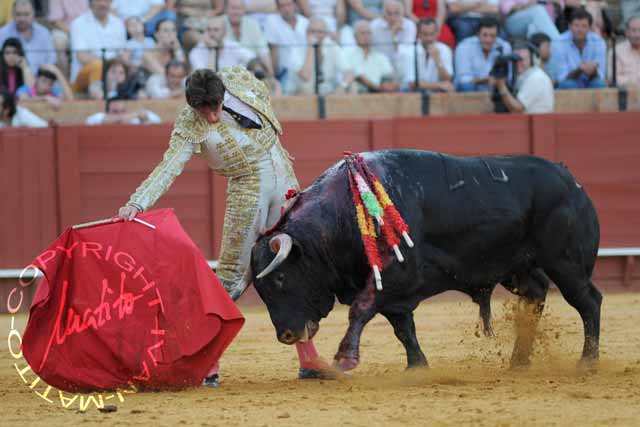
[278,329,298,345]
[277,320,320,345]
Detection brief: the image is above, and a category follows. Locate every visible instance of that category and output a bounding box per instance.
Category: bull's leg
[545,265,602,364]
[381,311,428,369]
[333,284,377,372]
[471,286,495,337]
[510,269,550,367]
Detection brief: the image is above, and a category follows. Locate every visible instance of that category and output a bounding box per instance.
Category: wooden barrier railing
[22,87,638,125]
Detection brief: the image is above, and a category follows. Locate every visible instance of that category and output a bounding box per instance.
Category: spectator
[247,56,282,95]
[343,19,395,93]
[446,0,500,42]
[0,1,15,27]
[177,0,223,50]
[298,0,346,35]
[86,95,161,125]
[88,57,129,100]
[621,1,640,31]
[562,1,607,36]
[142,18,186,74]
[552,8,606,89]
[489,40,554,113]
[0,37,33,96]
[0,0,56,73]
[611,16,640,88]
[264,0,309,90]
[225,0,273,75]
[189,16,255,71]
[529,31,556,82]
[347,0,383,24]
[123,16,156,70]
[70,0,127,96]
[371,0,417,77]
[0,87,47,127]
[47,0,90,78]
[500,0,560,40]
[242,0,277,28]
[112,0,178,38]
[454,16,511,91]
[290,17,347,94]
[145,58,187,98]
[400,18,453,92]
[16,63,74,107]
[405,0,455,48]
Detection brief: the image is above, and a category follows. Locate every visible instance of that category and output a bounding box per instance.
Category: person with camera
[489,39,554,113]
[454,16,511,91]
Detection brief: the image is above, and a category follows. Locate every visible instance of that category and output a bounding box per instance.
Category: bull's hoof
[509,355,531,369]
[202,374,219,388]
[334,357,359,372]
[298,368,340,380]
[577,357,598,373]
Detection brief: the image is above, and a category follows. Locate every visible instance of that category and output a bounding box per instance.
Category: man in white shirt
[490,41,554,113]
[264,0,309,91]
[370,0,417,78]
[0,89,47,128]
[225,0,274,75]
[289,18,347,95]
[399,18,454,92]
[86,95,162,125]
[189,16,256,71]
[70,0,126,94]
[343,20,396,93]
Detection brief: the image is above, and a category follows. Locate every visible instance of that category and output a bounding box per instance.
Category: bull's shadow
[250,149,602,374]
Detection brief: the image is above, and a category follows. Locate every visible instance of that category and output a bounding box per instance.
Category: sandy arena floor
[1,291,639,427]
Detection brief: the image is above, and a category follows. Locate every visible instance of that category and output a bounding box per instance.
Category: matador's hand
[117,205,140,221]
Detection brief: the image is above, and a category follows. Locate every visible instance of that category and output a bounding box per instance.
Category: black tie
[222,105,262,129]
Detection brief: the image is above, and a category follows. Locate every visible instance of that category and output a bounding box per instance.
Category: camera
[489,52,521,79]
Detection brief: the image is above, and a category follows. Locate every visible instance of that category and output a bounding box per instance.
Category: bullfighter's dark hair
[185,69,225,111]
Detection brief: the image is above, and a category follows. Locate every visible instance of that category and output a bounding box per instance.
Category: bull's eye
[274,273,285,290]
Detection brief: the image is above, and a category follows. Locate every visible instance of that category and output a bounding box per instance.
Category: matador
[118,67,336,385]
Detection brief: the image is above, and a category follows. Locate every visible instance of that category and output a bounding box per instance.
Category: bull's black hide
[251,149,601,371]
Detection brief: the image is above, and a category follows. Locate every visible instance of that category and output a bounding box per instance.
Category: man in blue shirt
[454,16,512,92]
[552,8,606,89]
[0,0,56,73]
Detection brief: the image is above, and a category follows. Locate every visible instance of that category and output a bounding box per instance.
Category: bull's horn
[256,234,293,279]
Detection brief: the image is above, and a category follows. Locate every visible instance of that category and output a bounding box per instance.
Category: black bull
[250,149,602,370]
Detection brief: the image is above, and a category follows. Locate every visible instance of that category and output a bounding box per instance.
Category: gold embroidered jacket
[127,66,288,211]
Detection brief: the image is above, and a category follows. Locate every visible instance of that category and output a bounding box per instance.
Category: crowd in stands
[0,0,637,126]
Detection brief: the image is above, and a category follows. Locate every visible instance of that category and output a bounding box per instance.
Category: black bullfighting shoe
[202,374,219,388]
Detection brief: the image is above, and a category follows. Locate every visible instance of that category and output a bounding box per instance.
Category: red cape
[21,208,244,392]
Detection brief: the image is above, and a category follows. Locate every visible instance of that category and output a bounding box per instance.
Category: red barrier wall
[2,112,640,288]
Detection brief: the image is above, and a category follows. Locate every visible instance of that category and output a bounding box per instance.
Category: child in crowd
[16,64,74,108]
[124,16,156,68]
